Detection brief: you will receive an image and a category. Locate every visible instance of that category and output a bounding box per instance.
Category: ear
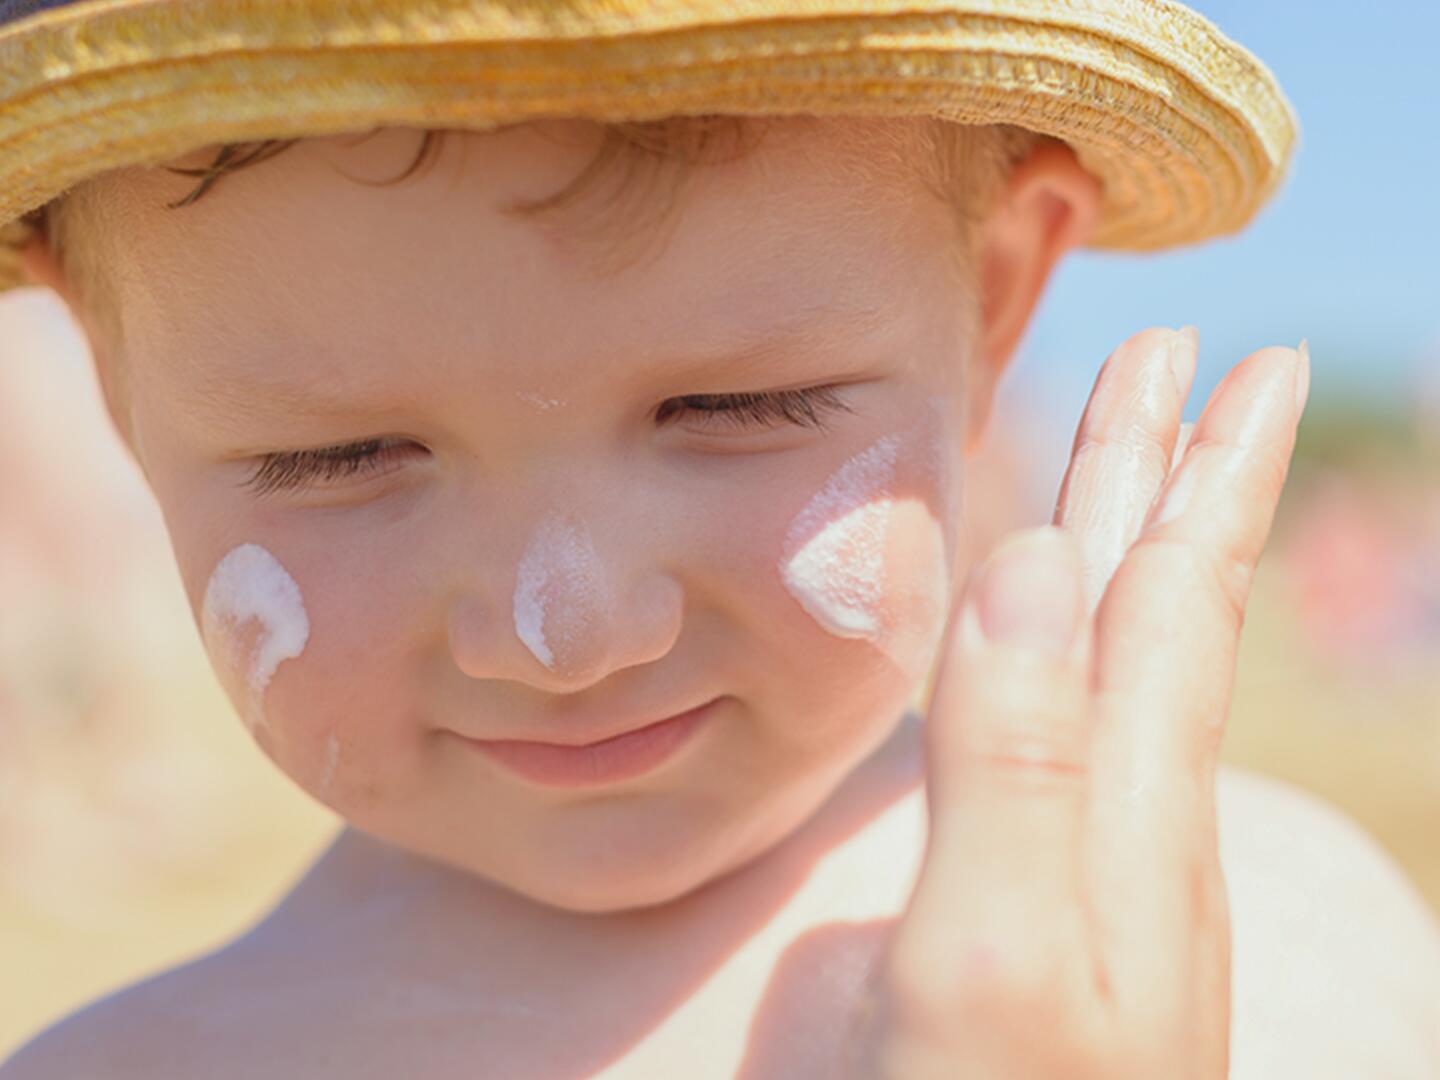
[965,140,1103,453]
[15,218,136,451]
[16,221,74,301]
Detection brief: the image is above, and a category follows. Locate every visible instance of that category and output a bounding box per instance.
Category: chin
[498,799,818,916]
[516,874,704,916]
[453,852,701,915]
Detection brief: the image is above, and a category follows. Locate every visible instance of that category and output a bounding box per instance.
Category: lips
[480,697,720,748]
[458,698,720,788]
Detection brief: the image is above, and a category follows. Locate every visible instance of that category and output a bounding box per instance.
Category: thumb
[923,525,1091,808]
[888,526,1094,1030]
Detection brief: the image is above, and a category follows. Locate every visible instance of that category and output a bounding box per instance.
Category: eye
[656,385,853,433]
[241,437,418,496]
[239,385,852,495]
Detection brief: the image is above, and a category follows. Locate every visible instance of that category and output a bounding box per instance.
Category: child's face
[73,118,980,912]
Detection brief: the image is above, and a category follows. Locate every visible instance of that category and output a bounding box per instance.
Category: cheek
[777,431,954,684]
[199,542,310,733]
[198,541,352,797]
[158,453,356,795]
[863,495,951,680]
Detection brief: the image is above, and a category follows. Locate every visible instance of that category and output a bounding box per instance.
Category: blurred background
[2,0,1437,1059]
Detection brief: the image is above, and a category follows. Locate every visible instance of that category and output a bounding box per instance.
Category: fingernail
[974,528,1082,658]
[1295,339,1312,413]
[1170,325,1199,399]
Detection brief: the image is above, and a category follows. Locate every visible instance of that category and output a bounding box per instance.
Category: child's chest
[596,788,929,1079]
[227,789,929,1080]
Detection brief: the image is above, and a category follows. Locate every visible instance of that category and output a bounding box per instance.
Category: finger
[1168,422,1195,479]
[1101,343,1308,753]
[1086,343,1309,1016]
[888,526,1094,1032]
[1053,326,1199,613]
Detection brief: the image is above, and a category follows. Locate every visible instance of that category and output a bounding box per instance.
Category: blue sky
[1016,1,1439,420]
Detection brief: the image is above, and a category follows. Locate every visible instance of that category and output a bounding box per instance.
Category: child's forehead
[103,116,941,259]
[91,120,954,365]
[165,280,916,441]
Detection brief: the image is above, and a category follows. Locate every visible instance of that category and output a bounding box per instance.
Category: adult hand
[851,327,1310,1078]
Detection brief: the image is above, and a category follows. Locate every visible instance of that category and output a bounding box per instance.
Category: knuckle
[968,729,1090,787]
[1072,427,1171,479]
[1174,435,1290,536]
[1126,534,1252,635]
[963,690,1091,786]
[1194,429,1292,511]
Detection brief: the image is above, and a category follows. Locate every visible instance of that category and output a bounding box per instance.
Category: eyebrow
[180,294,903,434]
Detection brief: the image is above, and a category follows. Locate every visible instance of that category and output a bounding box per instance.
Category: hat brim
[0,0,1298,293]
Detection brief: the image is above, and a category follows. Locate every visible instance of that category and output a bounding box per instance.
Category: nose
[447,511,684,691]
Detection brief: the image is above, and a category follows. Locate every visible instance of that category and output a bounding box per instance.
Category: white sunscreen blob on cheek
[779,435,901,639]
[779,427,955,682]
[201,543,310,731]
[513,514,611,673]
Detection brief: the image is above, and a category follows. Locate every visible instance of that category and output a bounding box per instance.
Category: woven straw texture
[0,0,1298,293]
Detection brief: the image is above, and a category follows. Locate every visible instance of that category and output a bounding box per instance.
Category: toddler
[1,2,1437,1076]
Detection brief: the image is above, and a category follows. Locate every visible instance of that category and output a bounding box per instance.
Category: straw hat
[0,0,1297,294]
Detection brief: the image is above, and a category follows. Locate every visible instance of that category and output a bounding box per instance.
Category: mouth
[457,698,721,788]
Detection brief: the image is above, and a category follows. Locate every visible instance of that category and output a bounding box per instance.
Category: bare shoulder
[0,942,238,1079]
[1216,764,1440,1079]
[0,915,369,1080]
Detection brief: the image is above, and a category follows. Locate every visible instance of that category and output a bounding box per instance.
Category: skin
[862,332,1304,1077]
[8,118,1439,1077]
[17,117,1094,916]
[859,336,1440,1077]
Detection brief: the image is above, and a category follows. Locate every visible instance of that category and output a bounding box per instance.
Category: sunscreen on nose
[513,513,612,673]
[201,542,309,731]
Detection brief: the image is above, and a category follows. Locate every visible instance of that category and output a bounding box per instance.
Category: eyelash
[241,385,853,496]
[654,384,852,431]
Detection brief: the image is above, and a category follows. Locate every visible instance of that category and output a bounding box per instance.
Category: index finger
[1053,326,1198,612]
